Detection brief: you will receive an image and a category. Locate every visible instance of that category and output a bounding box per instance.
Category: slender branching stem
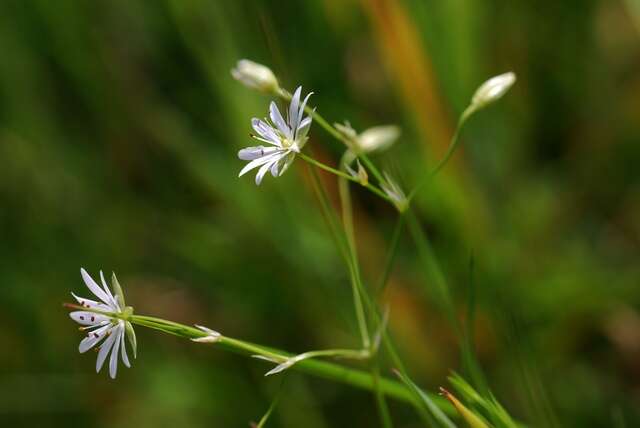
[299,152,391,202]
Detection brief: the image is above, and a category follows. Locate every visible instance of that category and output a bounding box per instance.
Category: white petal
[296,91,313,129]
[81,268,112,306]
[79,323,111,353]
[270,159,280,177]
[71,293,111,311]
[100,271,120,311]
[109,325,122,379]
[255,160,275,185]
[96,327,118,373]
[270,102,291,139]
[288,86,302,130]
[120,325,131,368]
[296,116,312,141]
[251,118,281,146]
[69,311,110,326]
[238,146,278,161]
[238,152,282,177]
[278,152,296,176]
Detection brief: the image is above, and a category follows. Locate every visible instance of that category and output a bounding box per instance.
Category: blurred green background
[1,0,639,426]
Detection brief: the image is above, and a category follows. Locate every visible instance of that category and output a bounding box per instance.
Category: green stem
[375,214,406,297]
[299,152,391,202]
[278,88,388,189]
[408,106,473,202]
[125,314,453,411]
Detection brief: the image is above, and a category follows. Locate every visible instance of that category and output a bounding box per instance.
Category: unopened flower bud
[345,159,369,186]
[192,325,221,343]
[357,125,400,153]
[381,173,408,212]
[231,59,279,94]
[471,72,516,110]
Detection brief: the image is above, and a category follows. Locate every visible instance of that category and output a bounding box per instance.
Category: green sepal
[125,321,137,359]
[111,272,126,309]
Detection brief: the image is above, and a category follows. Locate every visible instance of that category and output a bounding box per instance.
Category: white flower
[68,268,136,379]
[471,72,516,110]
[238,86,313,185]
[231,59,279,93]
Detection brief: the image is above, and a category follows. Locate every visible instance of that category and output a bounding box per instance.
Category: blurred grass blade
[393,369,458,428]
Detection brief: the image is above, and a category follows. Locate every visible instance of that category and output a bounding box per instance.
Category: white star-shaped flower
[68,268,136,379]
[238,86,313,185]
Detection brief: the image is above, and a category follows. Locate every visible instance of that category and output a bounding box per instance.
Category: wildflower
[381,173,408,212]
[470,72,516,110]
[238,86,313,185]
[231,59,279,94]
[68,268,136,379]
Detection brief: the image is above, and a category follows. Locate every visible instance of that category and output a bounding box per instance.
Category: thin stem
[375,213,406,297]
[299,153,391,202]
[408,106,473,202]
[124,313,454,412]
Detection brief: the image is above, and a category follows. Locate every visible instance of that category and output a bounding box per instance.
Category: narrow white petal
[288,86,302,130]
[239,152,282,177]
[100,271,120,311]
[278,152,296,176]
[255,160,275,185]
[296,116,312,141]
[120,325,131,368]
[296,92,313,129]
[109,326,122,378]
[81,268,112,306]
[270,102,291,139]
[79,323,111,353]
[270,159,280,177]
[71,293,111,311]
[96,327,118,373]
[69,311,110,326]
[251,118,281,146]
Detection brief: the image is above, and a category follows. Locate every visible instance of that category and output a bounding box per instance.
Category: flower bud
[381,173,408,212]
[231,59,279,94]
[471,72,516,110]
[357,125,400,153]
[345,159,369,186]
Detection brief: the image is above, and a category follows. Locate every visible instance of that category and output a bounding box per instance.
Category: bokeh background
[1,0,639,426]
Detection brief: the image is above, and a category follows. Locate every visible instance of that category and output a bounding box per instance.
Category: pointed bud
[357,125,400,153]
[192,324,222,343]
[381,173,408,212]
[345,159,369,186]
[471,72,516,110]
[231,59,279,94]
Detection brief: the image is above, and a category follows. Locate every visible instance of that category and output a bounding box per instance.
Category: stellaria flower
[67,268,136,379]
[238,86,313,185]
